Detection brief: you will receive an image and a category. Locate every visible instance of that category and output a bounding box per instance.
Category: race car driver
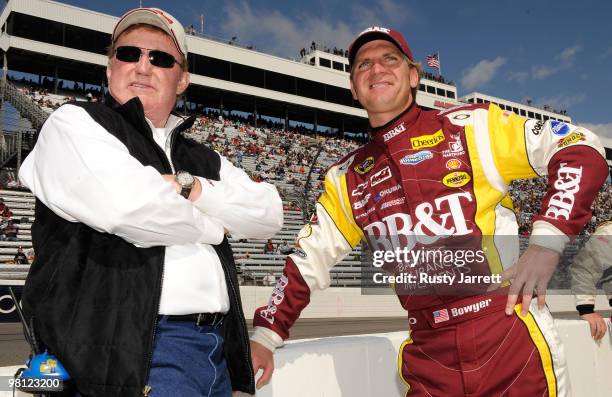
[250,26,609,396]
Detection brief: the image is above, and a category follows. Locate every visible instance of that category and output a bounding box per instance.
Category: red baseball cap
[348,26,414,67]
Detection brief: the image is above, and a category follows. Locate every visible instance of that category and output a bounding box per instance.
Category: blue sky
[56,0,612,138]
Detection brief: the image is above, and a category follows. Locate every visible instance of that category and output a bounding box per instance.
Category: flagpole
[438,51,441,77]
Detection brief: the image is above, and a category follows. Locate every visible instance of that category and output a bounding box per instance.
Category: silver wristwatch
[175,171,195,199]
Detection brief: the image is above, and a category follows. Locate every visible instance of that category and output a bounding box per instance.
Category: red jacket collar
[369,101,421,144]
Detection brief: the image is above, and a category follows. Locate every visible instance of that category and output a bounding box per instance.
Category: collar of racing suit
[369,100,421,144]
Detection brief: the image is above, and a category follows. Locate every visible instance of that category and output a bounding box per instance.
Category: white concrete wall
[241,319,612,397]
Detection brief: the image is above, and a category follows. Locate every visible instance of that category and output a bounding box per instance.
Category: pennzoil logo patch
[442,171,471,188]
[411,130,445,149]
[355,157,375,174]
[557,131,585,148]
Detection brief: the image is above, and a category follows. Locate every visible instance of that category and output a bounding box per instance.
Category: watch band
[180,185,192,199]
[175,171,194,199]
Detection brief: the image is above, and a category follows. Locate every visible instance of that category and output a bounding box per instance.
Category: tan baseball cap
[112,7,188,56]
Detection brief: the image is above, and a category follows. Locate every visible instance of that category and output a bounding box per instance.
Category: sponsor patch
[259,275,289,324]
[442,133,465,158]
[545,163,583,220]
[445,159,461,170]
[353,194,371,210]
[411,130,445,149]
[374,184,402,202]
[400,150,433,165]
[452,113,470,120]
[380,197,405,210]
[355,206,375,220]
[383,122,406,142]
[529,120,545,136]
[550,120,570,136]
[360,26,390,35]
[557,131,585,148]
[351,181,369,196]
[355,157,375,174]
[370,166,392,187]
[363,192,474,251]
[442,171,471,188]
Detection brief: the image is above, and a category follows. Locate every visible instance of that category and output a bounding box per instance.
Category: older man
[251,27,608,396]
[19,7,282,397]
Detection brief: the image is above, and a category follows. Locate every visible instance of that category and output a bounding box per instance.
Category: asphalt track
[0,313,586,367]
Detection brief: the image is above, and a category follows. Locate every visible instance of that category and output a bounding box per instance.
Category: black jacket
[21,96,255,396]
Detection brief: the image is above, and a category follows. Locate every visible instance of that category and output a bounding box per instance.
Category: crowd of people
[0,196,35,264]
[11,75,104,113]
[8,77,612,242]
[300,41,349,58]
[510,177,611,237]
[422,71,454,86]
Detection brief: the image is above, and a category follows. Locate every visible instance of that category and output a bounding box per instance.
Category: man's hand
[580,312,607,340]
[161,174,180,194]
[495,244,560,316]
[161,174,202,201]
[250,340,274,390]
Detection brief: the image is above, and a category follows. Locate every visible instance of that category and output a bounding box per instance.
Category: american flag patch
[433,309,449,324]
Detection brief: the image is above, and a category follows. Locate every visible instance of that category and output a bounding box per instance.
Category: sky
[53,0,612,138]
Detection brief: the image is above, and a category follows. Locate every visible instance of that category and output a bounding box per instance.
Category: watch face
[176,171,195,186]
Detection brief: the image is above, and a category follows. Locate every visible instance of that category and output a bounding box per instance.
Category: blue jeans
[147,316,232,397]
[73,317,231,397]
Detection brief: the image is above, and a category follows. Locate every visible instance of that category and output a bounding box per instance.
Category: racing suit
[252,102,608,396]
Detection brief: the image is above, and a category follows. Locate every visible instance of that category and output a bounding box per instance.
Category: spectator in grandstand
[18,7,282,397]
[2,220,18,241]
[13,246,28,265]
[570,220,612,340]
[0,198,12,220]
[25,246,35,263]
[250,26,608,395]
[263,239,276,254]
[263,271,276,286]
[277,241,292,255]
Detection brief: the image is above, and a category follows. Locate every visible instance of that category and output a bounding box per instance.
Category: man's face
[106,27,189,125]
[350,40,419,125]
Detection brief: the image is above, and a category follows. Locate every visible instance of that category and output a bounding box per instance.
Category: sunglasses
[114,46,183,69]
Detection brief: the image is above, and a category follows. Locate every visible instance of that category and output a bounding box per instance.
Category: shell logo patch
[445,159,461,170]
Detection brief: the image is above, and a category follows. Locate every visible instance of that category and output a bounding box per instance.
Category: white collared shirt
[19,104,283,314]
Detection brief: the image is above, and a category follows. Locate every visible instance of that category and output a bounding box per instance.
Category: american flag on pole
[426,53,440,70]
[433,308,449,324]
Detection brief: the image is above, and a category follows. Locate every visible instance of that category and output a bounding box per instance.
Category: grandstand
[0,1,610,396]
[0,0,610,284]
